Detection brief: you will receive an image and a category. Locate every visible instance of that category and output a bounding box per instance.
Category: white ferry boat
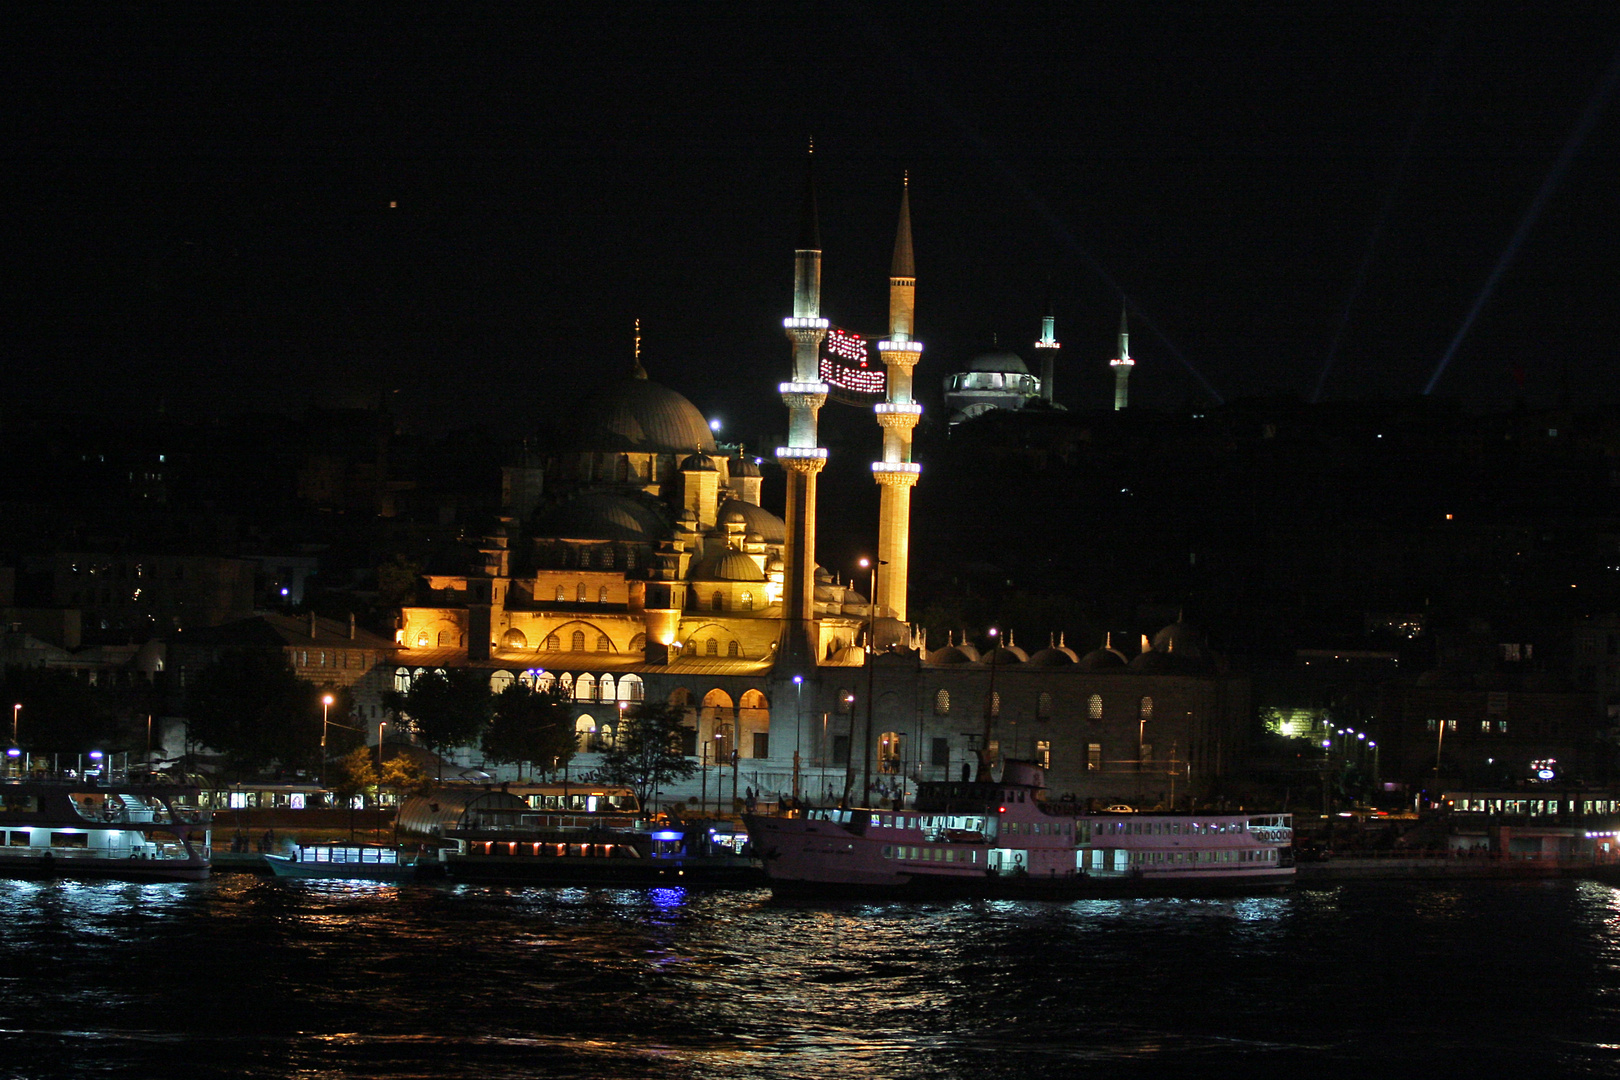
[0,777,213,881]
[265,843,418,882]
[745,760,1292,898]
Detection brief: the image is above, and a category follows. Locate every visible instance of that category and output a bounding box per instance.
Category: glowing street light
[320,693,335,787]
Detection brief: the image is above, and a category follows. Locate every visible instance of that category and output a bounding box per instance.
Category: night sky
[10,4,1620,444]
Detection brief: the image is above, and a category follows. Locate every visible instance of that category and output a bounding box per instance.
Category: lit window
[934,689,950,715]
[1089,694,1103,720]
[1139,696,1153,720]
[712,591,724,612]
[576,583,587,603]
[571,630,586,651]
[741,591,753,611]
[598,586,609,604]
[556,585,566,602]
[545,633,559,651]
[706,639,718,656]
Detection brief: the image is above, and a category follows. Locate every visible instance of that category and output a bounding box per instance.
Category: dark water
[2,875,1619,1079]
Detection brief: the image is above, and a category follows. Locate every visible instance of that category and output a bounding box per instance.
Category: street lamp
[377,719,388,771]
[792,674,803,803]
[320,693,335,787]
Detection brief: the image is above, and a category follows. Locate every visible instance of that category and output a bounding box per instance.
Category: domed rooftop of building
[568,375,717,454]
[691,550,766,583]
[717,499,785,544]
[680,450,717,472]
[1150,621,1212,662]
[531,491,669,543]
[982,644,1027,665]
[965,350,1030,374]
[928,642,981,664]
[731,454,762,478]
[1076,646,1127,670]
[1028,646,1078,667]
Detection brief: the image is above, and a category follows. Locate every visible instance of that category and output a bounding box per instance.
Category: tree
[330,745,379,841]
[185,649,330,778]
[383,668,492,779]
[597,702,697,811]
[483,681,576,777]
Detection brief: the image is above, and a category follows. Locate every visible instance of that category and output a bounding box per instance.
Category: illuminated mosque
[396,156,1246,809]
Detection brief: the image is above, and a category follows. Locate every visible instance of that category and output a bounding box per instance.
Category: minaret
[1110,305,1134,410]
[776,143,830,664]
[872,174,923,625]
[1034,295,1059,403]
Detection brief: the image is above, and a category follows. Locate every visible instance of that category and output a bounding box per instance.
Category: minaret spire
[1110,303,1135,410]
[872,173,924,625]
[777,140,832,667]
[1034,288,1059,403]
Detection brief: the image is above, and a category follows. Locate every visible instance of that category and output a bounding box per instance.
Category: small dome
[1028,647,1078,667]
[966,350,1030,374]
[716,499,785,544]
[767,556,784,572]
[982,645,1027,666]
[569,377,717,455]
[692,550,766,583]
[928,644,980,665]
[732,455,762,478]
[1076,647,1127,670]
[1151,621,1211,660]
[723,510,746,525]
[681,451,717,472]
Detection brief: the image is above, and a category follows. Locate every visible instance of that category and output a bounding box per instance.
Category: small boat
[0,777,212,881]
[745,759,1292,899]
[265,843,418,882]
[399,782,763,887]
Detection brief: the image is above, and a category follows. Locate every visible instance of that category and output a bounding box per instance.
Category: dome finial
[631,318,648,379]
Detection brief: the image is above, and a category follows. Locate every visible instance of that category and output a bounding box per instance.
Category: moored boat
[0,777,212,881]
[744,760,1292,899]
[265,843,418,882]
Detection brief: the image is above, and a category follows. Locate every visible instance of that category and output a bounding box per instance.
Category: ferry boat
[400,782,762,887]
[744,760,1292,899]
[0,777,212,881]
[265,843,418,882]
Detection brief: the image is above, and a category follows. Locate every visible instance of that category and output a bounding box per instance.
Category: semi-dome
[692,550,766,583]
[568,376,717,454]
[532,492,669,543]
[966,350,1030,374]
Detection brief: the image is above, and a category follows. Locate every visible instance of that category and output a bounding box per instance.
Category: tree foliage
[383,668,492,775]
[483,681,576,775]
[379,754,433,799]
[330,745,379,807]
[185,649,335,778]
[596,702,696,809]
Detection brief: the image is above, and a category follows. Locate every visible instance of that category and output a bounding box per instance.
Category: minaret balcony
[877,339,925,353]
[784,317,830,330]
[874,402,922,416]
[779,381,830,395]
[1110,358,1136,367]
[777,446,829,460]
[871,461,921,475]
[1034,340,1061,349]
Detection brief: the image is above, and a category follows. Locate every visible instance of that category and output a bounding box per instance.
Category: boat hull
[265,854,418,882]
[441,852,763,888]
[0,852,209,882]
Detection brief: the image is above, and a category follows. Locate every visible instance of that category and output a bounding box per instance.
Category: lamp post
[792,674,803,804]
[858,557,880,806]
[320,693,334,788]
[377,719,387,771]
[11,703,18,746]
[982,627,1000,780]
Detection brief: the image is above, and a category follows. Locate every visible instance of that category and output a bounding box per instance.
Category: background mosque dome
[532,491,669,543]
[568,376,717,454]
[966,350,1030,374]
[692,550,767,582]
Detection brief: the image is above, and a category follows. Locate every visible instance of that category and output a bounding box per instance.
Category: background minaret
[872,174,923,625]
[776,143,830,664]
[1034,294,1059,403]
[1110,305,1134,410]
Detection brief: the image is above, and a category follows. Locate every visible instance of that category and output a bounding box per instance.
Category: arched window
[711,591,724,612]
[1089,694,1103,720]
[741,591,753,611]
[575,714,597,750]
[934,689,950,715]
[415,630,429,648]
[490,670,514,693]
[537,671,557,692]
[582,548,593,569]
[394,667,413,693]
[1037,692,1053,719]
[599,674,616,702]
[437,630,452,647]
[545,633,560,651]
[727,641,740,658]
[558,672,573,696]
[555,585,566,602]
[987,691,1001,717]
[599,586,609,604]
[503,629,527,650]
[596,634,612,652]
[706,638,718,656]
[576,673,597,702]
[620,674,645,702]
[571,630,586,652]
[1139,696,1154,720]
[576,583,587,603]
[629,633,646,654]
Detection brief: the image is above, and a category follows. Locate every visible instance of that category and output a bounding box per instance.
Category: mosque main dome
[568,375,717,454]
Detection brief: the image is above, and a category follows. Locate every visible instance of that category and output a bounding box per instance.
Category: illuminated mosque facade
[395,157,1247,809]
